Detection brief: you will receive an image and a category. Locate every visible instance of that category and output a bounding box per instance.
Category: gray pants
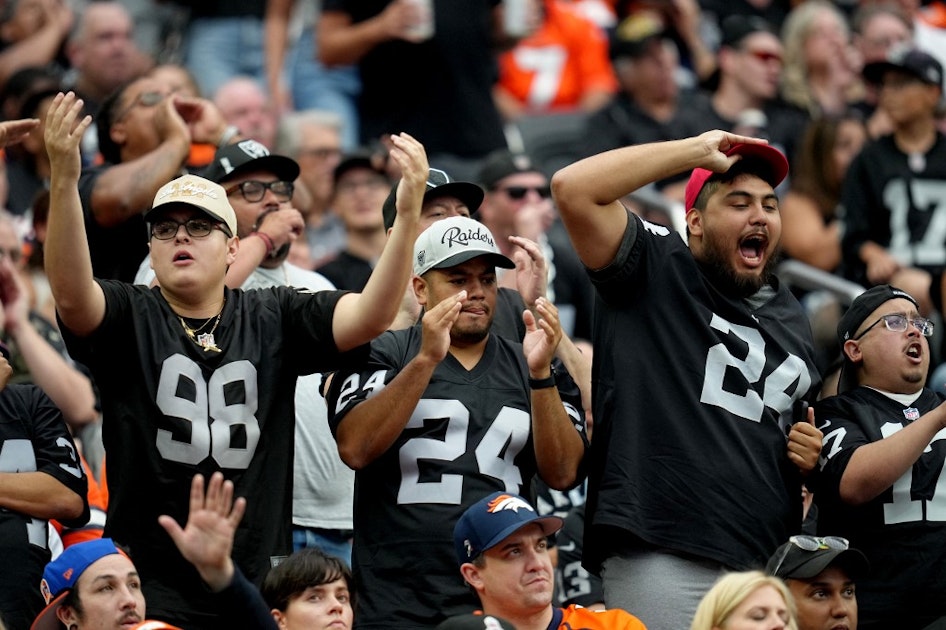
[602,548,725,630]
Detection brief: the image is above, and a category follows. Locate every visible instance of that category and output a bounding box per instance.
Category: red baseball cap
[683,143,789,213]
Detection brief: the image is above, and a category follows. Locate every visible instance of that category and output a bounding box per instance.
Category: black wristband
[529,374,556,390]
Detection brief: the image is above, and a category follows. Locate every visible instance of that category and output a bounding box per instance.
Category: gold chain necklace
[179,298,225,353]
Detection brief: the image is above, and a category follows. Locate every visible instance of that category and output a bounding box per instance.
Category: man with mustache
[327,216,587,629]
[551,131,824,628]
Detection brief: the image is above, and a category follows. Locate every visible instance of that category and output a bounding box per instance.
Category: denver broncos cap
[683,143,788,213]
[453,491,563,566]
[32,538,126,630]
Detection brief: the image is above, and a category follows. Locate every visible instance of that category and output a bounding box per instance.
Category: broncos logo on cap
[486,494,534,514]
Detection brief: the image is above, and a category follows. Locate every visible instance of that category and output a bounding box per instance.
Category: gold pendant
[197,332,221,352]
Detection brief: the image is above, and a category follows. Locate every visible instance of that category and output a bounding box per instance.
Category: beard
[450,309,493,346]
[696,230,781,298]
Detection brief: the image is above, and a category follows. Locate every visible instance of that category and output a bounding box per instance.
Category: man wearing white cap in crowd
[327,216,587,629]
[42,92,425,629]
[551,130,825,627]
[454,491,646,630]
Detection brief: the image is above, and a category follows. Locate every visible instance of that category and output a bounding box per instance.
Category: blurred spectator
[319,0,509,179]
[477,149,594,339]
[5,85,57,217]
[494,0,617,119]
[315,153,390,291]
[677,15,808,174]
[780,1,860,118]
[581,10,697,186]
[276,110,347,268]
[63,1,146,114]
[213,76,277,149]
[147,63,201,97]
[264,0,360,149]
[80,75,235,281]
[851,3,915,138]
[782,112,868,274]
[260,547,354,630]
[839,47,945,315]
[690,571,796,630]
[0,0,72,91]
[177,2,267,98]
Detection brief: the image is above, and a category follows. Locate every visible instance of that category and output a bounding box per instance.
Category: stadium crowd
[1,0,946,629]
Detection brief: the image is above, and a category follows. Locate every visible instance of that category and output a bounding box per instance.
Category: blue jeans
[184,17,265,98]
[287,28,361,150]
[292,526,353,567]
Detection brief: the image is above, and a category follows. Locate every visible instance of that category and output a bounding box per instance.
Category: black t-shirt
[839,132,946,287]
[581,92,700,159]
[814,387,946,629]
[582,212,819,573]
[328,326,584,629]
[316,250,374,292]
[0,385,88,629]
[77,165,150,282]
[61,281,364,628]
[322,0,506,158]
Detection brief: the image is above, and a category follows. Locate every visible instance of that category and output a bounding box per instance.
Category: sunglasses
[151,218,230,240]
[770,535,849,577]
[225,180,294,203]
[115,90,167,121]
[497,185,552,200]
[744,49,783,65]
[854,313,934,340]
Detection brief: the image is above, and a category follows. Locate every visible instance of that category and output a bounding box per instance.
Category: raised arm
[44,92,104,337]
[264,0,294,112]
[838,402,946,505]
[318,1,424,66]
[0,257,97,426]
[331,132,425,351]
[524,298,584,489]
[334,291,463,469]
[551,130,766,269]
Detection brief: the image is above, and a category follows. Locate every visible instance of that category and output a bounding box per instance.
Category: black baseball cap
[382,167,484,230]
[201,139,300,184]
[766,538,869,581]
[863,46,944,89]
[836,284,918,393]
[477,149,542,190]
[609,11,667,60]
[720,14,776,48]
[333,151,383,184]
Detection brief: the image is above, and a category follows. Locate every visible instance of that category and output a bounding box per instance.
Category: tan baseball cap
[146,174,238,237]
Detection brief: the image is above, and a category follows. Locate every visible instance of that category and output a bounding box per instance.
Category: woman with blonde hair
[691,571,798,630]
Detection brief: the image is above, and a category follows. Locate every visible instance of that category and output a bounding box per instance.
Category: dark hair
[261,549,353,612]
[60,585,84,616]
[790,111,866,219]
[96,79,137,165]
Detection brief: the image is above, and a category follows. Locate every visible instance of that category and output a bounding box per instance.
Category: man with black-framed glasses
[814,284,946,629]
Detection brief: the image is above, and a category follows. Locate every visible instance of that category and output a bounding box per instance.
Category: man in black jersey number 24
[553,131,825,629]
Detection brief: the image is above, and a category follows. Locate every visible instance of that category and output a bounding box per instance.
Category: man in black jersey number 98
[552,131,825,628]
[42,92,427,629]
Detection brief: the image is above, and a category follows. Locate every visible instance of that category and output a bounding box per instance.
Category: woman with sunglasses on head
[690,571,797,630]
[814,284,946,629]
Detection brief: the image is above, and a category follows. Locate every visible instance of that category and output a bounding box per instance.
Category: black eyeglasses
[225,180,294,203]
[115,91,167,121]
[497,185,551,200]
[151,218,230,240]
[770,535,849,577]
[854,313,934,340]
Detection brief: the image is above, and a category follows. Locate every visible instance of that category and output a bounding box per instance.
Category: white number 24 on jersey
[701,314,811,422]
[336,372,530,505]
